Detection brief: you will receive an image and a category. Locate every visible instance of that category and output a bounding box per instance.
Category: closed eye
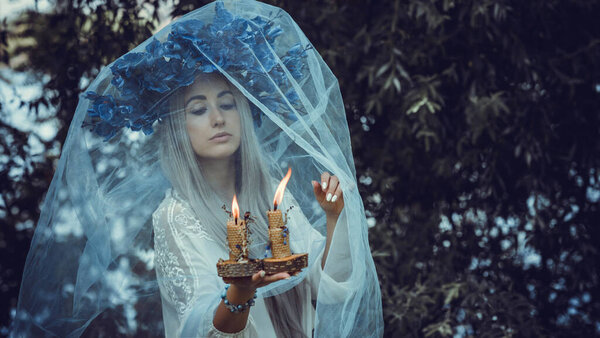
[220,104,235,110]
[190,108,207,115]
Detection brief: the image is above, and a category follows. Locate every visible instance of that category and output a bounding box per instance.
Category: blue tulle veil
[11,1,383,336]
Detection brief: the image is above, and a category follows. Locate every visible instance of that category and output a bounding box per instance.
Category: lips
[210,132,232,140]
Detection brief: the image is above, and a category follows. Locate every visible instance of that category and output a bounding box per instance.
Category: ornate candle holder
[216,168,307,278]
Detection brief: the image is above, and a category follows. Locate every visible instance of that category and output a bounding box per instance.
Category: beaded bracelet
[221,284,257,313]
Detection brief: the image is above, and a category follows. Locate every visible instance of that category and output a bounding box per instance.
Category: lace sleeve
[152,192,258,337]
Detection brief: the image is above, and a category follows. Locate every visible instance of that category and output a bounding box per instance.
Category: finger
[320,172,331,192]
[326,176,339,202]
[331,183,343,203]
[262,272,291,284]
[251,270,266,284]
[311,180,324,202]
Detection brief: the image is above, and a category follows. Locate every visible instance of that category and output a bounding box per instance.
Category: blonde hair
[158,73,307,337]
[158,74,273,251]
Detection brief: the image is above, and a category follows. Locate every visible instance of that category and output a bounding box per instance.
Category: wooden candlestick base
[217,259,262,277]
[263,253,308,275]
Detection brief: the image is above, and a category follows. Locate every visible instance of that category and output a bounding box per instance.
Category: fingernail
[326,193,332,202]
[331,195,338,202]
[322,182,327,190]
[260,271,266,278]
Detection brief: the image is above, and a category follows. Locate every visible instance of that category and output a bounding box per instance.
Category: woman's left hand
[312,172,344,218]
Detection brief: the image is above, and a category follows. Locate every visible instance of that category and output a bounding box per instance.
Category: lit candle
[227,194,248,261]
[267,168,292,258]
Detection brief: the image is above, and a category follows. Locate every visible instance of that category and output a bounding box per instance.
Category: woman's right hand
[222,270,292,295]
[214,270,290,333]
[213,270,301,333]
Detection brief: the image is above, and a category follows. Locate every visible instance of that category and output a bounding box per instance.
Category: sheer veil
[11,1,384,336]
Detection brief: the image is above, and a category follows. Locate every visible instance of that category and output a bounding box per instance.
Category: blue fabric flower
[94,122,116,141]
[213,2,234,28]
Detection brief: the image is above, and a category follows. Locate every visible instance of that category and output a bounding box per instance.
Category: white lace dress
[152,189,348,337]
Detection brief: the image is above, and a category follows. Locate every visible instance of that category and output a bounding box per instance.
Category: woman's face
[184,74,242,161]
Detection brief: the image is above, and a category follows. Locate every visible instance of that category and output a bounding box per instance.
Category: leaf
[393,77,401,92]
[442,282,463,305]
[376,63,390,78]
[383,74,393,91]
[423,319,453,337]
[366,99,375,114]
[395,62,411,81]
[407,96,428,115]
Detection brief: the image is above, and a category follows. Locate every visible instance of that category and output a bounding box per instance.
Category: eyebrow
[185,90,233,108]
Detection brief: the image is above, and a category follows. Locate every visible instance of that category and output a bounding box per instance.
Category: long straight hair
[158,73,307,337]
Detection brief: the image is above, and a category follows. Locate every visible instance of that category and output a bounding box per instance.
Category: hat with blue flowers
[84,1,309,141]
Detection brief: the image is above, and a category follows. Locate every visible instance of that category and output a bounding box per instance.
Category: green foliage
[2,0,600,336]
[314,0,600,336]
[283,0,600,336]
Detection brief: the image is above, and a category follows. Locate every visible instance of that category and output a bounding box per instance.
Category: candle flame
[273,167,292,210]
[232,194,240,223]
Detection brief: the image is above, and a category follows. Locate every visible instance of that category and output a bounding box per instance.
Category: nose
[210,107,225,128]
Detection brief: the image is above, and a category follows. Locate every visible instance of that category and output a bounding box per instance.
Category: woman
[154,72,346,337]
[11,1,383,337]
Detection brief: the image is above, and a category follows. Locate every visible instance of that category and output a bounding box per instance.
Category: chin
[212,152,237,160]
[198,144,240,160]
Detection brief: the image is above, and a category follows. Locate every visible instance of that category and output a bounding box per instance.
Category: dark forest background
[1,0,599,336]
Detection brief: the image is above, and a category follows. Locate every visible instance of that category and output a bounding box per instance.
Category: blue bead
[237,305,243,310]
[230,308,235,312]
[224,299,229,305]
[283,241,287,245]
[282,233,287,237]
